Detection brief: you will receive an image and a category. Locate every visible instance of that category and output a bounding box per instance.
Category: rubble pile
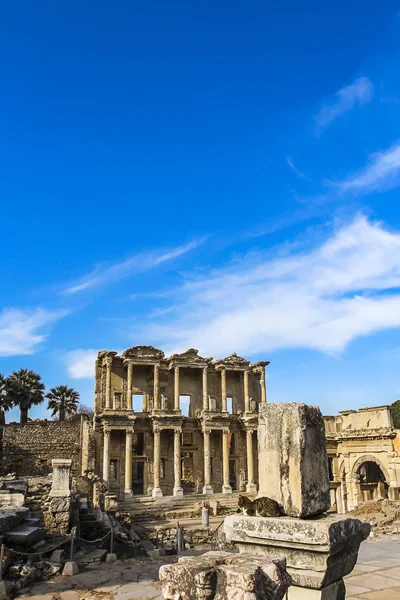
[349,498,400,533]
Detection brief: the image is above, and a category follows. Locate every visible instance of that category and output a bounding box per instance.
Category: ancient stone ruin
[160,402,370,599]
[159,552,290,600]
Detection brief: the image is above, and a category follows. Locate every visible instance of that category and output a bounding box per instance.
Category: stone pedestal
[224,514,370,599]
[50,459,72,498]
[44,496,72,535]
[258,403,330,517]
[159,551,290,600]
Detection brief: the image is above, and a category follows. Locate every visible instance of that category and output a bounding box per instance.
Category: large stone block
[258,403,330,517]
[224,514,370,590]
[159,551,290,600]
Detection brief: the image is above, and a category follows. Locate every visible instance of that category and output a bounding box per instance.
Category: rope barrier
[2,526,113,558]
[75,530,111,544]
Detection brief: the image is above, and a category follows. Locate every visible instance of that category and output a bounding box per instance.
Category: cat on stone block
[238,494,282,517]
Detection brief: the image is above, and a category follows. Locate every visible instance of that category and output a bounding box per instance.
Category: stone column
[103,429,110,483]
[152,428,163,498]
[221,368,227,412]
[260,367,267,406]
[124,430,133,496]
[202,430,213,495]
[154,365,160,410]
[126,362,133,411]
[246,430,257,493]
[105,358,112,409]
[173,429,183,496]
[244,370,250,413]
[222,429,232,493]
[174,366,180,411]
[202,367,208,411]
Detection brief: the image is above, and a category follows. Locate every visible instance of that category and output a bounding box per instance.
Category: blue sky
[2,1,400,420]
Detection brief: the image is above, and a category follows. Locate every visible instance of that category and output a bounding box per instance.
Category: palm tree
[6,369,45,423]
[46,385,80,421]
[0,373,12,426]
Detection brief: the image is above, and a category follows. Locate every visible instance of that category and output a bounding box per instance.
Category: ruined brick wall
[0,415,87,477]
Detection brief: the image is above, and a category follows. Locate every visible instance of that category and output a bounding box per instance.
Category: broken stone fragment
[258,403,330,518]
[159,551,290,600]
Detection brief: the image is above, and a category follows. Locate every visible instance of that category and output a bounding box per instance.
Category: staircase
[118,491,248,526]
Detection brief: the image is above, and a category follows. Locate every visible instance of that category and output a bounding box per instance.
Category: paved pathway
[345,535,400,599]
[19,536,400,599]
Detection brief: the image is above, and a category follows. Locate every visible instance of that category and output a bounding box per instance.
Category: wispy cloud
[0,307,68,356]
[335,142,400,194]
[141,216,400,357]
[64,349,98,378]
[62,238,207,296]
[315,77,373,132]
[286,156,309,180]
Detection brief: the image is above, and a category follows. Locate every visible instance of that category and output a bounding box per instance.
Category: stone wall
[0,415,89,477]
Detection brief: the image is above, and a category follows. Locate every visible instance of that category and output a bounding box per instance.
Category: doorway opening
[132,461,144,495]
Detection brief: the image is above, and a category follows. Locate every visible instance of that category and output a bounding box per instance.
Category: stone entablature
[94,346,268,415]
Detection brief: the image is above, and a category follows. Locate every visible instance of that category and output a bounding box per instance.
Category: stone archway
[351,454,389,483]
[351,454,389,503]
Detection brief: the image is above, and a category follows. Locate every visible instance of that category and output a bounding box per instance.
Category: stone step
[75,548,107,564]
[32,536,68,553]
[4,524,46,545]
[24,517,41,525]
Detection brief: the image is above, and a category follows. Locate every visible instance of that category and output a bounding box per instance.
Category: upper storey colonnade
[95,345,269,415]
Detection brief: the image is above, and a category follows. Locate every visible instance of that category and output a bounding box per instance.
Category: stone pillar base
[203,485,214,495]
[173,487,184,497]
[152,487,163,499]
[124,491,133,499]
[222,484,233,494]
[224,514,370,598]
[246,483,257,494]
[288,579,345,599]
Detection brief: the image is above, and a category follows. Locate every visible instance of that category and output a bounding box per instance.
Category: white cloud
[142,216,400,357]
[62,238,207,296]
[0,307,67,356]
[64,349,98,379]
[336,142,400,194]
[315,77,373,131]
[65,348,124,379]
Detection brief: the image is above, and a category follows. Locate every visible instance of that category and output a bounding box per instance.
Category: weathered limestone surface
[44,496,71,535]
[50,459,72,498]
[0,415,93,477]
[159,551,290,600]
[0,491,25,507]
[258,403,330,517]
[224,514,370,590]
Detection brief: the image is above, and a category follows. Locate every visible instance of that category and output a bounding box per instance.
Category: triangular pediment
[122,345,165,360]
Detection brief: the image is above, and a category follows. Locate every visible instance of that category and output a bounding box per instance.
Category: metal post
[176,521,180,554]
[202,507,209,528]
[0,543,4,580]
[70,527,76,562]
